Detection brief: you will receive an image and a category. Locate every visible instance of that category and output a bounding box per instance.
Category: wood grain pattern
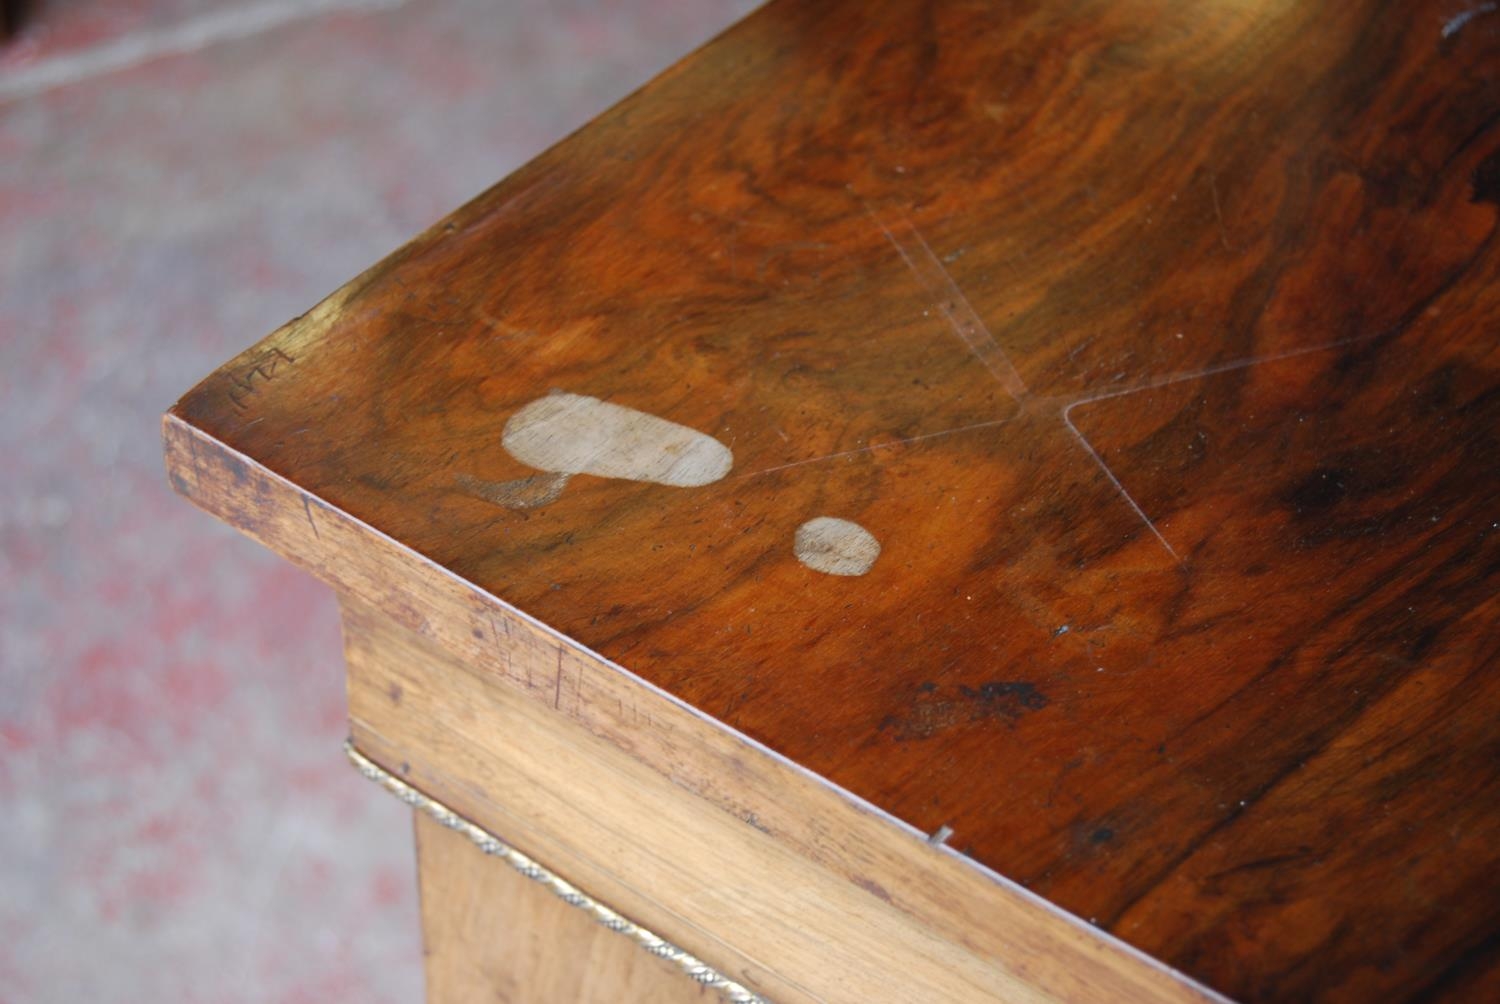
[166,1,1500,1000]
[414,811,713,1004]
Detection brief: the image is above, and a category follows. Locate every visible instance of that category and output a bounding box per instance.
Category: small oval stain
[794,516,880,576]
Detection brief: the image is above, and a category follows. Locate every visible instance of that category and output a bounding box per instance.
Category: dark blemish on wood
[854,876,893,903]
[221,451,250,487]
[388,683,403,705]
[881,681,1048,740]
[960,681,1049,713]
[741,810,771,834]
[399,761,410,775]
[1090,826,1116,845]
[457,470,571,511]
[1285,467,1348,514]
[387,598,428,634]
[1473,147,1500,206]
[880,700,959,740]
[1205,848,1320,883]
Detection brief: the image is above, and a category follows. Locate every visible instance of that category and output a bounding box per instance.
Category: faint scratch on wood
[1066,332,1379,410]
[1208,172,1233,252]
[1060,405,1183,563]
[1443,2,1496,38]
[735,417,1015,481]
[554,650,563,710]
[866,206,1030,401]
[1059,333,1381,563]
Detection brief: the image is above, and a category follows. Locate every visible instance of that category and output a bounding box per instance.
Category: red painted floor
[0,1,752,999]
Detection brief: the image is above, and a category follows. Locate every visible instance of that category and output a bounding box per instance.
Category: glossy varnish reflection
[168,1,1500,1000]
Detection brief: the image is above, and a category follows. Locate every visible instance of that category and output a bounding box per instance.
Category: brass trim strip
[344,740,771,1004]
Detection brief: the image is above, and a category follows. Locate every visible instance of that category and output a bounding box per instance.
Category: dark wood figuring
[168,1,1500,1000]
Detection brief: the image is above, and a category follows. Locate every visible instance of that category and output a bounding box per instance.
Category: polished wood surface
[413,812,712,1003]
[167,1,1500,1000]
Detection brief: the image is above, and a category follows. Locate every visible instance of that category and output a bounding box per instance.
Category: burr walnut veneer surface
[166,1,1500,1001]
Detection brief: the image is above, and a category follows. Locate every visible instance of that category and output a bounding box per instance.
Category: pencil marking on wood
[225,346,296,411]
[487,614,512,680]
[302,494,321,540]
[502,392,733,495]
[794,517,881,576]
[867,207,1029,401]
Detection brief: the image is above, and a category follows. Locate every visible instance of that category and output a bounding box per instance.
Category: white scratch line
[1443,3,1497,39]
[1065,332,1379,412]
[1059,333,1379,563]
[868,207,1030,401]
[0,0,406,103]
[1060,407,1183,563]
[736,417,1015,480]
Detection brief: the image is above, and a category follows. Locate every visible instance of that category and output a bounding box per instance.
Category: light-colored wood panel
[341,596,1209,1004]
[414,811,713,1004]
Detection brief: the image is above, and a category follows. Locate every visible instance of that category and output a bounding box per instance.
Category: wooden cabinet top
[166,2,1500,1000]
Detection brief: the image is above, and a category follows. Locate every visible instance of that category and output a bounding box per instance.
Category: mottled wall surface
[0,1,754,999]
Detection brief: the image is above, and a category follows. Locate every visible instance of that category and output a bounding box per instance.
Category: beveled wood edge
[162,411,1230,1004]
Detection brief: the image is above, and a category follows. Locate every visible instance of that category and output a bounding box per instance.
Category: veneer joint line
[344,740,772,1004]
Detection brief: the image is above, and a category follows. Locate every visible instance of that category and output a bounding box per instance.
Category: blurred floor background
[0,1,753,999]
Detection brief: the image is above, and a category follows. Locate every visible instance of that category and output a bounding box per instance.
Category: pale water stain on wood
[502,392,733,489]
[794,516,881,576]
